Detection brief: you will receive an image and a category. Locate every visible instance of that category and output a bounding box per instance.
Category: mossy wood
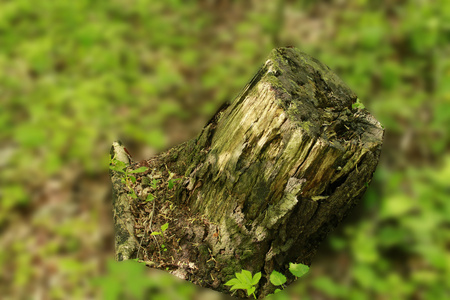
[110,47,384,298]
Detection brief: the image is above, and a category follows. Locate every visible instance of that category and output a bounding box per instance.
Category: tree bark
[110,47,384,298]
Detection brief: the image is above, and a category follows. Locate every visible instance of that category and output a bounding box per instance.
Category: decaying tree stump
[110,47,384,298]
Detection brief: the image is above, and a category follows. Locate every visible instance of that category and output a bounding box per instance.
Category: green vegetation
[109,157,148,199]
[94,259,196,300]
[150,222,169,237]
[150,222,169,252]
[226,263,310,298]
[1,0,449,299]
[268,263,310,296]
[166,169,182,190]
[225,270,261,298]
[351,98,365,110]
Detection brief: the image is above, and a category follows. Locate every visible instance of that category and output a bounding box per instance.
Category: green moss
[198,244,210,257]
[196,124,213,149]
[264,73,289,95]
[170,150,179,161]
[241,249,253,261]
[218,255,242,276]
[301,121,312,132]
[222,267,235,275]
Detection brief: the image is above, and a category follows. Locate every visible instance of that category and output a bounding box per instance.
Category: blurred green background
[1,0,449,299]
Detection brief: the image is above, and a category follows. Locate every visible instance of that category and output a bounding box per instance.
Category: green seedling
[151,222,169,236]
[145,179,160,202]
[227,263,310,297]
[225,270,261,299]
[352,98,365,110]
[151,222,169,251]
[269,271,286,294]
[167,170,181,189]
[109,157,148,199]
[288,262,310,278]
[152,179,159,189]
[146,193,155,202]
[269,263,310,294]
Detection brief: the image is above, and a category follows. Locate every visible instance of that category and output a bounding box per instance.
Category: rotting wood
[110,47,384,298]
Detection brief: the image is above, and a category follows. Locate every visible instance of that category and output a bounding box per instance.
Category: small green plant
[225,270,261,299]
[352,98,365,110]
[146,193,155,202]
[145,179,160,202]
[167,169,181,189]
[151,222,169,251]
[269,271,286,294]
[109,157,148,199]
[226,263,310,297]
[288,262,310,278]
[269,263,310,294]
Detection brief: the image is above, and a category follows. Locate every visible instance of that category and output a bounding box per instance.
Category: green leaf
[247,286,256,296]
[168,179,174,189]
[152,179,159,189]
[235,271,247,284]
[109,165,123,172]
[150,232,161,236]
[146,193,155,202]
[240,270,253,284]
[129,189,137,199]
[168,178,181,189]
[161,222,169,232]
[252,272,261,285]
[129,175,136,183]
[289,263,310,278]
[270,270,287,286]
[109,160,126,172]
[352,98,365,110]
[129,166,148,174]
[110,159,126,171]
[230,283,249,291]
[225,278,241,286]
[274,288,282,293]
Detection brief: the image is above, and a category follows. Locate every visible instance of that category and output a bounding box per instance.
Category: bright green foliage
[268,263,309,296]
[289,263,310,278]
[168,178,181,189]
[146,193,155,202]
[225,270,261,298]
[151,222,169,236]
[94,259,196,300]
[270,271,287,286]
[151,222,169,251]
[351,98,365,110]
[231,263,309,298]
[94,260,151,300]
[130,167,149,174]
[161,222,169,232]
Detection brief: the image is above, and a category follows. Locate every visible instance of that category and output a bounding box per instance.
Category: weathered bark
[110,47,384,298]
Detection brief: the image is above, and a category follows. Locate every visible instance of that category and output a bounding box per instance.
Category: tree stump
[110,47,384,298]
